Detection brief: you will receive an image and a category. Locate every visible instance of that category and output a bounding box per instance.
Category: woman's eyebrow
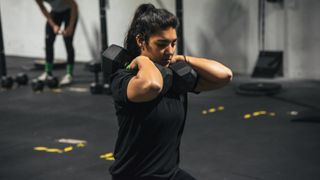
[156,39,177,43]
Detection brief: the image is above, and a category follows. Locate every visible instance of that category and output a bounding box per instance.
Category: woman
[109,3,233,180]
[35,0,78,85]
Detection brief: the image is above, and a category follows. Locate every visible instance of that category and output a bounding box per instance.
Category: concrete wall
[184,0,258,75]
[0,0,319,79]
[285,0,320,79]
[0,0,174,62]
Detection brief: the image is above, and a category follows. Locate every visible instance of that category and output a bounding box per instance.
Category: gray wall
[0,0,319,79]
[285,0,320,79]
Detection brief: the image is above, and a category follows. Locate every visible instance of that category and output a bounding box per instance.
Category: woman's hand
[52,24,61,34]
[169,55,185,64]
[63,26,74,37]
[127,55,151,70]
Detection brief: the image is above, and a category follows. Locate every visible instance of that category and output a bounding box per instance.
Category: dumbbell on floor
[1,73,29,89]
[87,61,104,95]
[31,76,59,92]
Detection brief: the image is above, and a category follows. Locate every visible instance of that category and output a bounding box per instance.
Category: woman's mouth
[157,59,170,66]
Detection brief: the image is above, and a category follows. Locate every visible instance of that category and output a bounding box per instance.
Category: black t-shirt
[109,69,188,179]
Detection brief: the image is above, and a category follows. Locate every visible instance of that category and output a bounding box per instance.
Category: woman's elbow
[142,80,162,95]
[214,68,233,84]
[225,68,233,83]
[147,81,162,93]
[216,68,233,86]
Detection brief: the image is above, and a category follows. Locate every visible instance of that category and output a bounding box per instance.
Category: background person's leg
[39,12,62,80]
[60,9,78,85]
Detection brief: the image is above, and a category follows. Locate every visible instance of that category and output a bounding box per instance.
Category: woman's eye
[157,43,168,48]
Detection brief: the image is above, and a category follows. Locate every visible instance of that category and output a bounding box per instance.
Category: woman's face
[140,27,177,67]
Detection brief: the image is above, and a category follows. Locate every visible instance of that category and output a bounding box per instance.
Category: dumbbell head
[103,83,111,95]
[154,63,173,95]
[90,82,103,94]
[31,79,45,92]
[169,61,198,94]
[1,76,14,89]
[15,73,29,86]
[102,44,131,74]
[46,76,59,89]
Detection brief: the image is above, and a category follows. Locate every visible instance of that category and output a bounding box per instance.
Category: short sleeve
[110,69,136,105]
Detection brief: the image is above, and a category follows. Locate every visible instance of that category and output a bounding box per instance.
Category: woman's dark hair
[124,3,179,59]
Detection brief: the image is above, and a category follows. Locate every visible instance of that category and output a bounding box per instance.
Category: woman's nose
[165,45,175,54]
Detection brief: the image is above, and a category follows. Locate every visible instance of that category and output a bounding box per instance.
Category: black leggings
[112,169,197,180]
[45,9,77,65]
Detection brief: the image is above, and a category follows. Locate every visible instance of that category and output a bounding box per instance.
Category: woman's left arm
[63,0,78,36]
[172,55,233,92]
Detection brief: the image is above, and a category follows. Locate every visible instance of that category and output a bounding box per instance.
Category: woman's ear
[135,34,145,50]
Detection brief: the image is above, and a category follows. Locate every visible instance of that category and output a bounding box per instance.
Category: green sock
[66,64,74,75]
[45,63,53,74]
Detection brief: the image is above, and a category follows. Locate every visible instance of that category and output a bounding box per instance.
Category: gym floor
[1,56,320,180]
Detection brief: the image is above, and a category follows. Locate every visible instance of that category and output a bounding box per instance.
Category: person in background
[35,0,78,86]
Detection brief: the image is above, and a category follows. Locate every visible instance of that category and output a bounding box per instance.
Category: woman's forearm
[65,0,78,29]
[186,56,233,83]
[35,0,56,27]
[173,55,233,91]
[127,56,163,102]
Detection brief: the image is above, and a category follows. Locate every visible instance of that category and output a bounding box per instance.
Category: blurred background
[1,0,319,79]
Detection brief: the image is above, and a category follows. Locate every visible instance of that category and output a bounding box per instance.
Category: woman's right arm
[35,0,59,33]
[127,56,163,102]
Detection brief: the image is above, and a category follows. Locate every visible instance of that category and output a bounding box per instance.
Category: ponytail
[124,3,179,60]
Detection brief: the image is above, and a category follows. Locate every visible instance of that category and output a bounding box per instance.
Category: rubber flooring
[1,56,320,180]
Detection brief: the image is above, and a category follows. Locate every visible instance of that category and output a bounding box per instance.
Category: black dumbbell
[102,44,198,95]
[154,63,173,95]
[169,61,198,94]
[46,76,59,89]
[1,73,29,89]
[90,82,103,94]
[31,79,45,92]
[15,73,29,85]
[102,45,175,95]
[31,75,59,92]
[87,61,104,95]
[1,76,14,89]
[100,45,132,95]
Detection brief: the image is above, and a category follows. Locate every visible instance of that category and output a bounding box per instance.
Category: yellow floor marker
[46,148,63,153]
[34,146,75,154]
[218,106,224,111]
[244,114,251,119]
[100,152,115,161]
[253,111,261,116]
[76,143,86,148]
[34,147,48,151]
[64,146,73,152]
[202,105,225,116]
[51,88,63,93]
[243,110,277,120]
